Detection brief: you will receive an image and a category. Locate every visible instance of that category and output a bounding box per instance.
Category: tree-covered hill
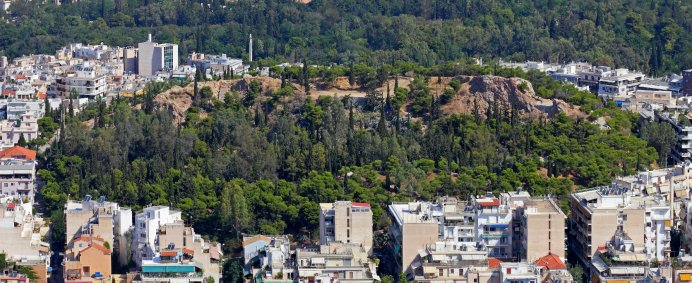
[1,0,690,74]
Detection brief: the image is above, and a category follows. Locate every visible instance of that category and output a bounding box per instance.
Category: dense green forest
[1,0,690,74]
[34,61,674,282]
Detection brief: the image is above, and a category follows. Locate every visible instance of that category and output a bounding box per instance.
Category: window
[439,269,444,276]
[347,230,350,237]
[548,221,551,229]
[347,219,350,228]
[349,272,353,279]
[450,269,454,274]
[347,209,350,217]
[548,231,551,239]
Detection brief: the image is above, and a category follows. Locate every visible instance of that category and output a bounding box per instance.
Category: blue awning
[485,224,508,228]
[142,265,196,273]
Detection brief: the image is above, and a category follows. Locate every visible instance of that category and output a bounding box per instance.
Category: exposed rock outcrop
[441,75,585,119]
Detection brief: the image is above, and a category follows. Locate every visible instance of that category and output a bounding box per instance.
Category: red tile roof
[0,146,37,161]
[182,248,194,255]
[1,90,15,96]
[351,202,371,207]
[488,257,502,268]
[534,253,567,270]
[81,243,110,255]
[160,251,178,257]
[14,75,27,80]
[71,236,105,244]
[477,198,500,207]
[37,92,46,100]
[7,203,15,209]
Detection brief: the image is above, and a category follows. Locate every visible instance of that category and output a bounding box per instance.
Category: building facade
[319,201,373,254]
[137,35,178,77]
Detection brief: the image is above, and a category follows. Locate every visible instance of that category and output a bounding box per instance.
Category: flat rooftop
[388,202,439,225]
[524,199,565,216]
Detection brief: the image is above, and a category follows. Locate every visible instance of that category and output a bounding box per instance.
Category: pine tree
[303,60,310,95]
[18,133,27,147]
[193,75,199,106]
[44,94,50,118]
[377,105,387,137]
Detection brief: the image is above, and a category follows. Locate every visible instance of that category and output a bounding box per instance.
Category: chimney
[148,33,152,42]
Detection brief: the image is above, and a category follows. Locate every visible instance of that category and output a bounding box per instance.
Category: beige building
[388,202,440,275]
[64,197,132,267]
[64,236,112,282]
[521,199,566,262]
[295,242,378,283]
[319,201,373,254]
[569,185,675,267]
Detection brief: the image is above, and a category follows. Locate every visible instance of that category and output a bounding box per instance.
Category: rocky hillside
[440,75,585,119]
[154,77,298,123]
[153,75,586,123]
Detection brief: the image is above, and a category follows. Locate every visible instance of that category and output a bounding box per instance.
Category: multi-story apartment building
[295,242,378,283]
[0,158,35,200]
[570,185,674,269]
[64,196,132,269]
[132,206,183,263]
[519,199,566,262]
[55,64,107,98]
[242,235,293,282]
[388,202,440,275]
[597,68,646,99]
[319,201,373,254]
[0,112,38,149]
[682,69,692,96]
[389,193,567,279]
[6,101,44,121]
[658,111,692,163]
[473,194,513,259]
[187,52,248,77]
[0,201,50,283]
[63,236,111,282]
[138,34,178,77]
[133,206,222,283]
[415,241,489,282]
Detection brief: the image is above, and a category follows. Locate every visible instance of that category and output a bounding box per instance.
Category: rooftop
[0,146,36,161]
[534,253,566,270]
[524,199,565,216]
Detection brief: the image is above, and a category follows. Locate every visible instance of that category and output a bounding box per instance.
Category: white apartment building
[6,100,44,121]
[132,206,183,263]
[0,112,38,149]
[473,193,513,259]
[55,64,107,98]
[133,206,222,283]
[0,159,35,200]
[597,68,646,99]
[138,34,178,77]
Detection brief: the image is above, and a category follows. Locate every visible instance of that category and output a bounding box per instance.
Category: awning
[676,189,688,198]
[422,266,437,274]
[646,187,655,195]
[615,253,647,262]
[485,223,508,228]
[410,260,422,269]
[418,249,429,258]
[210,247,220,260]
[311,257,325,264]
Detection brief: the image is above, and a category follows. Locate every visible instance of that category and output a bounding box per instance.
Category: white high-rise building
[132,206,182,263]
[137,34,178,77]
